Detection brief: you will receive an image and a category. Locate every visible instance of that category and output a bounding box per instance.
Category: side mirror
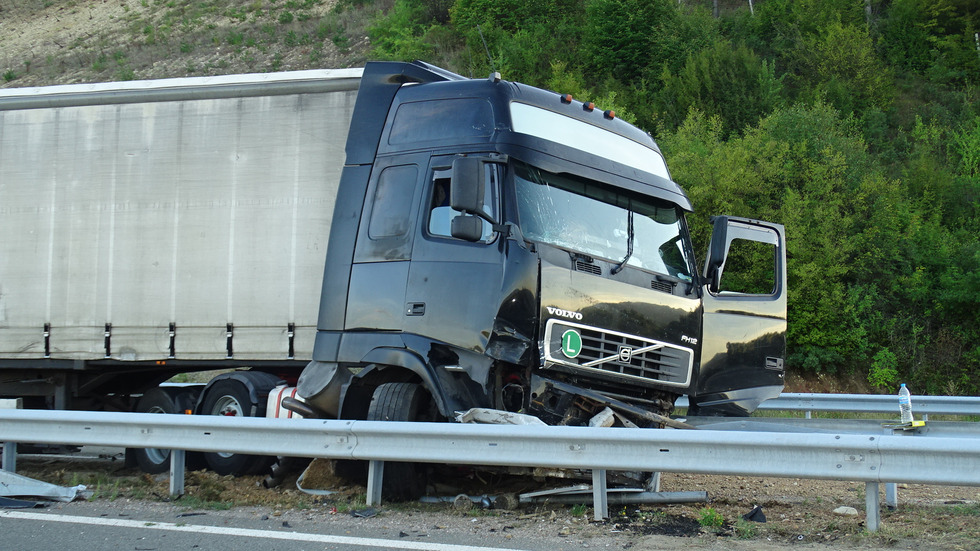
[450,157,485,215]
[451,215,485,242]
[704,216,729,294]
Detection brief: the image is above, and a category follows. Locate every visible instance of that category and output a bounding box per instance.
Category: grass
[948,503,980,516]
[326,492,367,514]
[177,495,234,510]
[67,471,134,501]
[734,517,759,539]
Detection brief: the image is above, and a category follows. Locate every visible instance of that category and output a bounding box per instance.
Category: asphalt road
[0,501,568,551]
[2,447,624,551]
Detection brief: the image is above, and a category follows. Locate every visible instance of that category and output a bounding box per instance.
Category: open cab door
[691,216,787,416]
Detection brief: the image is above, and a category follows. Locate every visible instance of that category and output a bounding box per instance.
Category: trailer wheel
[366,382,430,501]
[201,379,275,476]
[131,388,177,474]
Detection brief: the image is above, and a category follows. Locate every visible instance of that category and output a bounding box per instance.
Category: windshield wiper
[611,208,634,275]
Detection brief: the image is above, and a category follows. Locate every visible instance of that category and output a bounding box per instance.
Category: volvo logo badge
[547,307,583,321]
[619,346,633,363]
[561,330,582,359]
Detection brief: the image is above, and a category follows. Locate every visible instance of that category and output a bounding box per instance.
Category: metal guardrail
[684,416,980,439]
[1,409,978,531]
[676,392,980,417]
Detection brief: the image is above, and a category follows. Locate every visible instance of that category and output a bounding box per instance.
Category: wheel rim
[210,395,244,458]
[144,405,169,465]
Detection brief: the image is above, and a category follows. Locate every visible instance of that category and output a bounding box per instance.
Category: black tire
[366,382,430,501]
[131,388,177,474]
[201,379,275,476]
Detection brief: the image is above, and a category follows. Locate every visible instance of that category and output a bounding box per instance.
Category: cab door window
[426,164,498,243]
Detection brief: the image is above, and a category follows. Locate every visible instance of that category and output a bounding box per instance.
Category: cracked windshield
[514,161,694,281]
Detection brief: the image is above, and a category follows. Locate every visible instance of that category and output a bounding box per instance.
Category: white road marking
[0,510,526,551]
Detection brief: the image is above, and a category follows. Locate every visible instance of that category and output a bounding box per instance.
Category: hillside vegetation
[2,0,978,395]
[0,0,368,85]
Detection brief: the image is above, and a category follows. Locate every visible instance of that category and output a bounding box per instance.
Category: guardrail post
[1,441,15,472]
[885,483,898,509]
[865,481,880,532]
[647,471,661,492]
[1,399,22,472]
[882,427,901,510]
[592,468,608,521]
[366,460,384,506]
[170,449,186,497]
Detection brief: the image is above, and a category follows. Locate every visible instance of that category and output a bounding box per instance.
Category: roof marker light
[560,93,573,104]
[603,109,616,120]
[583,102,595,112]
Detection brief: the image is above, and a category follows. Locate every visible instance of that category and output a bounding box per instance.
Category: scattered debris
[494,493,520,510]
[0,496,46,509]
[588,407,616,428]
[519,484,707,506]
[519,484,591,502]
[350,507,378,518]
[421,492,515,510]
[455,408,547,425]
[0,470,88,503]
[833,506,859,516]
[742,505,767,523]
[294,459,337,496]
[452,494,473,511]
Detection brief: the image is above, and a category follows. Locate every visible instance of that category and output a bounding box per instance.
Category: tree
[659,39,783,135]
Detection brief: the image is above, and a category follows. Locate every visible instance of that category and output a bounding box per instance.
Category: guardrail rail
[2,405,979,531]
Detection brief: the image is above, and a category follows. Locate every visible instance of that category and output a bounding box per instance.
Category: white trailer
[0,70,361,473]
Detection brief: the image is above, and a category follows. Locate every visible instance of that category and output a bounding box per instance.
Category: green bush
[583,0,716,83]
[794,21,893,116]
[869,348,900,389]
[659,39,783,136]
[698,507,724,528]
[368,0,438,61]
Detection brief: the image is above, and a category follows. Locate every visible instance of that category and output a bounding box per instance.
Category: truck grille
[543,319,692,387]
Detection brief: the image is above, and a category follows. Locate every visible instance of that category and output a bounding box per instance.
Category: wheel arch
[195,370,283,415]
[343,347,456,419]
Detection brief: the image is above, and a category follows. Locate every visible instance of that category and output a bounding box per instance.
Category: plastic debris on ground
[742,505,767,522]
[0,470,89,504]
[455,408,547,425]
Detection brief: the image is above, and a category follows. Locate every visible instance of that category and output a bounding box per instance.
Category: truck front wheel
[366,382,431,500]
[200,379,275,476]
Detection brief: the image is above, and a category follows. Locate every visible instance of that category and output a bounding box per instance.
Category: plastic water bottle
[898,383,913,424]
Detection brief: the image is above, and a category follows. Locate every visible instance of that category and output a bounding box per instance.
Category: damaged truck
[0,61,786,494]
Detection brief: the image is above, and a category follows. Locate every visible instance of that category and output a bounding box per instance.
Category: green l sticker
[561,329,582,359]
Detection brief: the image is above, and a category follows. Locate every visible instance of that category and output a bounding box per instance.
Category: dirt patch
[0,0,367,88]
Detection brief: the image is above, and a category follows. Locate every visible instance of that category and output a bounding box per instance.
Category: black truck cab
[297,61,787,430]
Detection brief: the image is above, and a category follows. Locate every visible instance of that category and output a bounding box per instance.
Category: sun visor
[495,133,693,212]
